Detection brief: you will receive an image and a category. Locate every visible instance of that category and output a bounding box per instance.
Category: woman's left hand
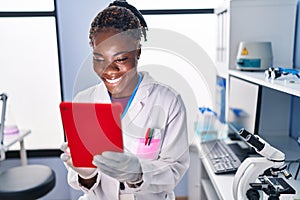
[93,151,142,183]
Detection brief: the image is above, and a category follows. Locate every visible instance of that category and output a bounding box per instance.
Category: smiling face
[92,29,141,98]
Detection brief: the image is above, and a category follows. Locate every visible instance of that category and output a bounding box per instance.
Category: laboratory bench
[188,70,300,200]
[189,138,300,200]
[189,138,235,200]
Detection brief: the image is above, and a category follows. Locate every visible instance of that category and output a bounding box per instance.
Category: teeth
[106,76,122,84]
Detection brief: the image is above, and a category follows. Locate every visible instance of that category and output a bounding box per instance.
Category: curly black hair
[89,1,148,46]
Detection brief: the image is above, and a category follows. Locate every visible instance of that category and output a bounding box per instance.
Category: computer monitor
[227,76,262,135]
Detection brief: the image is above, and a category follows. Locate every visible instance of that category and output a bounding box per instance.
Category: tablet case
[60,102,123,168]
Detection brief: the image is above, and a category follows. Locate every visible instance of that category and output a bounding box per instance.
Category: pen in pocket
[148,128,154,146]
[144,128,150,145]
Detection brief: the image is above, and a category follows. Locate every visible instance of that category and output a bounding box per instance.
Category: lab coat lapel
[94,83,111,103]
[122,82,153,129]
[122,94,145,128]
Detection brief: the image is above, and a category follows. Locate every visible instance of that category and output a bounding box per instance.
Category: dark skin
[78,175,98,189]
[92,28,141,98]
[79,28,141,188]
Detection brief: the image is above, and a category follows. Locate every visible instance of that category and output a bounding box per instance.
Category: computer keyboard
[201,139,242,174]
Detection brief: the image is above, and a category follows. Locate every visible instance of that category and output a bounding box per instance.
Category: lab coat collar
[135,71,156,100]
[93,82,111,103]
[93,71,155,103]
[122,71,156,127]
[93,71,156,126]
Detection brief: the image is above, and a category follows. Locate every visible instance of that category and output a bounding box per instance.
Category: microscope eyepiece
[239,128,265,151]
[239,128,250,139]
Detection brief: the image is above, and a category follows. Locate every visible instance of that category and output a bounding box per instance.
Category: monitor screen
[227,76,261,135]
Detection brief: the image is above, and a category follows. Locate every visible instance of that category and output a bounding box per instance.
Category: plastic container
[194,107,218,142]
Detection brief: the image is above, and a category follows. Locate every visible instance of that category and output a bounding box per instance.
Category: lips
[104,76,122,84]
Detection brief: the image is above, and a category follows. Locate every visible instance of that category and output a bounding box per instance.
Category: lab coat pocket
[136,138,160,160]
[136,129,162,160]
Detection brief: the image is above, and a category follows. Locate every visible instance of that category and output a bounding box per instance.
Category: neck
[111,73,140,98]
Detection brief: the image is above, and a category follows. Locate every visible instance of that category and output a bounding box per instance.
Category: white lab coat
[67,71,190,200]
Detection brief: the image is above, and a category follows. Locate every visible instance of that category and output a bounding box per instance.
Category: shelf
[229,70,300,97]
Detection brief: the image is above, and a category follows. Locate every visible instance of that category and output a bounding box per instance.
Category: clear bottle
[194,107,218,142]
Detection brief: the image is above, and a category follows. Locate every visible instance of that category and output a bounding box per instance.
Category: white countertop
[190,136,300,200]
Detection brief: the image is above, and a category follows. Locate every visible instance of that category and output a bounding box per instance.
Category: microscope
[265,67,300,80]
[233,128,295,200]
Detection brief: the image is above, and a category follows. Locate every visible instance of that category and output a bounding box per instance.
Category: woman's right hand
[60,142,98,179]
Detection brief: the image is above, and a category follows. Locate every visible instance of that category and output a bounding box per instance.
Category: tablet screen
[60,102,123,168]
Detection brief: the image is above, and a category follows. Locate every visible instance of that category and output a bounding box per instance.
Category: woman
[61,1,189,199]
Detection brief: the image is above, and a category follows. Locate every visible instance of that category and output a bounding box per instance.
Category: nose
[103,61,120,74]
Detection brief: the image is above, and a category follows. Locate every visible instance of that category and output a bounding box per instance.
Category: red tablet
[60,102,123,168]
